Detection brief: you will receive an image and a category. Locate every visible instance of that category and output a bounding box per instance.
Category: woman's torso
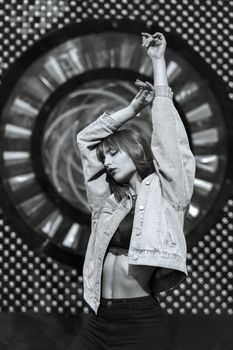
[101,250,156,298]
[101,194,156,299]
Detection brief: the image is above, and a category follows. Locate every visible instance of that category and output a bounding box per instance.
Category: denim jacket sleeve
[151,86,196,210]
[76,112,123,218]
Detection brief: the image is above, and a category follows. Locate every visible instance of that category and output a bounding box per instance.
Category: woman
[68,32,196,350]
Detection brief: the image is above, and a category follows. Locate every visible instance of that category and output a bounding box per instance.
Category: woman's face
[103,148,137,183]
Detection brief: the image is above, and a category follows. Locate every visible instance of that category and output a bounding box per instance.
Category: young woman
[68,32,196,350]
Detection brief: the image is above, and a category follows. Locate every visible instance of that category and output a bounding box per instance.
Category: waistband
[100,294,158,307]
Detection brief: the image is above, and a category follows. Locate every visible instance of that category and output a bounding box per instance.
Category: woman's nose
[104,154,111,166]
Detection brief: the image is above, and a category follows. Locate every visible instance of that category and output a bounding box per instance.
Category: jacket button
[133,254,138,260]
[139,205,144,211]
[145,181,150,185]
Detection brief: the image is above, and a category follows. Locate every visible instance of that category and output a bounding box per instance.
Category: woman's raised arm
[76,85,154,218]
[142,32,196,209]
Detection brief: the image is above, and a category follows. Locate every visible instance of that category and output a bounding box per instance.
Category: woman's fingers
[142,36,154,47]
[153,32,166,45]
[142,32,166,50]
[135,79,154,92]
[135,80,155,104]
[135,79,147,89]
[136,87,154,105]
[135,78,145,84]
[143,37,162,51]
[141,32,151,37]
[141,32,150,46]
[145,96,153,102]
[135,81,146,88]
[142,32,163,41]
[135,79,148,87]
[152,32,163,38]
[145,81,155,90]
[136,85,150,94]
[135,89,146,99]
[139,89,147,96]
[136,88,152,98]
[141,32,153,46]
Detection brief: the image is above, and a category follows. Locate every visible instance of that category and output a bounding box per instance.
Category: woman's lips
[108,168,117,176]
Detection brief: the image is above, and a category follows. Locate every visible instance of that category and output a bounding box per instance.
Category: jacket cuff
[98,111,123,132]
[154,86,173,99]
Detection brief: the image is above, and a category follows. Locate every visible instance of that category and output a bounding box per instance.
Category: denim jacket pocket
[163,217,177,249]
[101,208,113,215]
[162,200,184,253]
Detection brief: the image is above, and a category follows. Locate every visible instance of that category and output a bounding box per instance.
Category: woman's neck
[128,172,141,195]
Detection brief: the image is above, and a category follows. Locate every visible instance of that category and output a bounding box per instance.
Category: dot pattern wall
[0,0,232,315]
[0,214,87,314]
[0,199,233,315]
[160,198,233,316]
[0,0,232,99]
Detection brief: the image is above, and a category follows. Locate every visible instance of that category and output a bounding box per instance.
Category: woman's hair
[96,128,155,202]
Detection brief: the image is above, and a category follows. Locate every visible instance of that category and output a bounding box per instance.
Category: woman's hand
[130,79,155,115]
[141,32,166,60]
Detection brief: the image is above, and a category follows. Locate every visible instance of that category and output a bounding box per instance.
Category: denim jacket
[76,86,196,314]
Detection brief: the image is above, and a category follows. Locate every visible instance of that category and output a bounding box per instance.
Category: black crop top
[108,195,137,251]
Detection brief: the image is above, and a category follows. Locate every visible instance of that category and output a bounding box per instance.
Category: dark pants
[68,295,171,350]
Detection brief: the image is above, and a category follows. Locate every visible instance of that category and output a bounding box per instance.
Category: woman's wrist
[129,100,143,115]
[151,56,166,67]
[152,57,168,87]
[128,103,138,115]
[109,105,136,125]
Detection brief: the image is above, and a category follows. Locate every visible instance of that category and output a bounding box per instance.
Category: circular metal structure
[0,21,231,267]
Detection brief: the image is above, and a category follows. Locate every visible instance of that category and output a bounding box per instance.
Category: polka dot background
[0,0,232,315]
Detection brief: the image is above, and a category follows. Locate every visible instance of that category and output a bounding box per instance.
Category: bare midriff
[101,248,156,299]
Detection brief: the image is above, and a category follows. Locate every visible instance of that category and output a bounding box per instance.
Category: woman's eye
[110,150,118,156]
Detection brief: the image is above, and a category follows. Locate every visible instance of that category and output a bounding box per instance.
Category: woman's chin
[114,176,131,184]
[114,176,124,183]
[113,174,125,183]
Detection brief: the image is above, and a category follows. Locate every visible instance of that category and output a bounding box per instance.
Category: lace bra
[107,195,137,253]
